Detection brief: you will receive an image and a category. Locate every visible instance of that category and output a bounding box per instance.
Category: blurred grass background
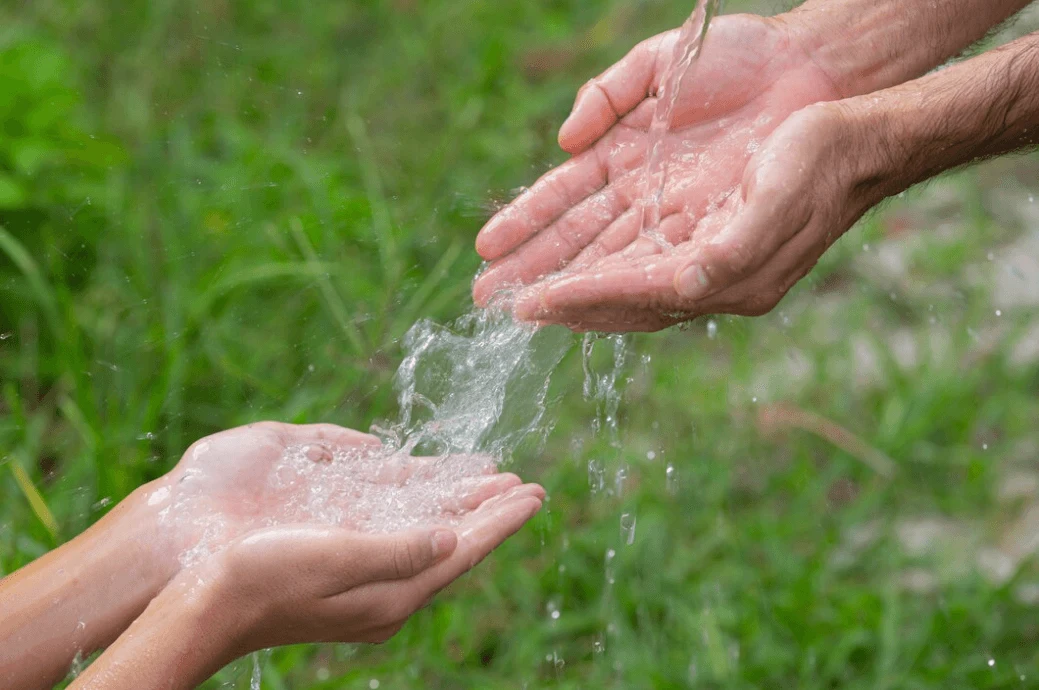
[2,0,1039,687]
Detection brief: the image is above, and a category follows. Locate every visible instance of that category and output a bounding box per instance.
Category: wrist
[70,560,246,690]
[122,477,183,587]
[780,0,1033,100]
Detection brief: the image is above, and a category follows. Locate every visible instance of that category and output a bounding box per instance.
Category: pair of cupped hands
[474,14,870,331]
[67,422,543,688]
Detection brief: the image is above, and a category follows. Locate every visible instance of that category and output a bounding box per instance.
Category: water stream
[639,0,721,242]
[207,2,720,684]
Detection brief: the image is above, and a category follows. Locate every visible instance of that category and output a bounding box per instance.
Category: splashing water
[639,0,721,242]
[167,306,578,566]
[164,2,721,567]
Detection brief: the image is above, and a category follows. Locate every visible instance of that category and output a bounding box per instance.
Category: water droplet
[666,463,678,494]
[369,679,380,689]
[588,459,605,493]
[706,319,718,339]
[646,450,656,460]
[988,658,995,668]
[620,512,637,545]
[614,466,628,496]
[250,653,262,690]
[995,309,1002,316]
[0,332,11,340]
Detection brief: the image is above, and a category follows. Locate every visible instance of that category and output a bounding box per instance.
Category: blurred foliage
[1,0,1039,688]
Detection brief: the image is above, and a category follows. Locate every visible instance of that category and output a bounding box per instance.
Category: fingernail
[431,529,457,560]
[676,264,710,299]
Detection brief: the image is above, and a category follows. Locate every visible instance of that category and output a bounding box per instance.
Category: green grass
[2,0,1039,687]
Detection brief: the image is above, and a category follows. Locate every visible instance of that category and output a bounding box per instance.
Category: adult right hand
[70,483,545,690]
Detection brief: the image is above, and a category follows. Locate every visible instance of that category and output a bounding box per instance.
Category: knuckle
[392,540,417,579]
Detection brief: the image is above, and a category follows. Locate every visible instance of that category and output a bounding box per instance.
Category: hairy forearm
[844,30,1039,197]
[0,482,175,689]
[786,0,1035,97]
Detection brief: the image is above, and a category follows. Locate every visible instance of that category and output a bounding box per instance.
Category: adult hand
[472,13,841,316]
[506,103,885,331]
[70,483,545,689]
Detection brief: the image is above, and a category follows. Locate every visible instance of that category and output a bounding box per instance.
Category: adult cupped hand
[472,14,851,331]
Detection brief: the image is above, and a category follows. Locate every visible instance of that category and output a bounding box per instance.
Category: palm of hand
[473,15,840,329]
[153,422,516,563]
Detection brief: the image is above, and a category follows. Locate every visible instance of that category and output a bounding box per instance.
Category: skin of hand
[68,484,544,690]
[472,0,1034,331]
[507,28,1039,332]
[0,421,530,690]
[472,13,841,309]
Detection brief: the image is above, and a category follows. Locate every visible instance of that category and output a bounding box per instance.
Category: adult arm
[472,0,1036,329]
[788,0,1035,99]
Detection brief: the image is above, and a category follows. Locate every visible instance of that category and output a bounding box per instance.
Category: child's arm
[68,489,543,690]
[0,482,176,690]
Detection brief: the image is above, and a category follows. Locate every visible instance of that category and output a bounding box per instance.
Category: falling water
[166,305,577,565]
[639,0,722,241]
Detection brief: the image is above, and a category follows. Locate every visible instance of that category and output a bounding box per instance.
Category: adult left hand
[505,102,886,331]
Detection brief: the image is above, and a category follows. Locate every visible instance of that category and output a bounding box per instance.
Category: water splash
[639,0,722,241]
[168,307,577,565]
[376,307,573,460]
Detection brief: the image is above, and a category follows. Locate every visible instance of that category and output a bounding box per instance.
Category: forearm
[785,0,1034,97]
[68,563,245,690]
[0,481,176,689]
[845,30,1039,198]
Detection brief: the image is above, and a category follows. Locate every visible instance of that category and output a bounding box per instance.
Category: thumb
[345,528,458,585]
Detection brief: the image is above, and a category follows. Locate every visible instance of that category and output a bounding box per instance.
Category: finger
[342,487,544,620]
[672,195,808,302]
[475,149,608,262]
[473,187,627,305]
[514,251,684,321]
[439,473,524,513]
[558,32,672,154]
[417,489,543,593]
[567,206,642,271]
[530,305,679,333]
[294,423,382,450]
[337,528,459,585]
